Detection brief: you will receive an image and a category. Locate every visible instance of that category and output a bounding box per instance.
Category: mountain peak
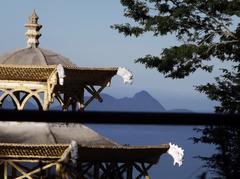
[87,90,166,112]
[134,90,150,97]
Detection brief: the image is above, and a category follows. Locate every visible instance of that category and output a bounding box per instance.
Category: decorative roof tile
[0,143,69,159]
[0,65,55,81]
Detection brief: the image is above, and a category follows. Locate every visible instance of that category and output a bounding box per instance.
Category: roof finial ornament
[25,10,42,48]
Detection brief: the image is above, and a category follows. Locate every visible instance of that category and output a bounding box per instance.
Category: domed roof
[0,10,76,67]
[0,122,117,146]
[0,47,76,66]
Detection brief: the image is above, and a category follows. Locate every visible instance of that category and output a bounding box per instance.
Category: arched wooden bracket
[0,89,45,111]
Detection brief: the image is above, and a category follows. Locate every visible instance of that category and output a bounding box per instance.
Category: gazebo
[0,11,184,179]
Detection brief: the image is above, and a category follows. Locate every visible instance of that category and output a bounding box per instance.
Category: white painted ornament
[167,142,184,167]
[117,67,133,84]
[57,64,65,85]
[70,140,79,167]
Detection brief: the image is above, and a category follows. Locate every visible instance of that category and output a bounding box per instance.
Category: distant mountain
[1,91,193,112]
[168,109,194,113]
[86,91,166,112]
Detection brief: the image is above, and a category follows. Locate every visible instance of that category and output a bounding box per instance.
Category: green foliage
[136,44,213,78]
[113,0,240,113]
[192,126,240,178]
[197,68,240,113]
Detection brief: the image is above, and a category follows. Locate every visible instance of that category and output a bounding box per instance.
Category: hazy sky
[0,1,219,111]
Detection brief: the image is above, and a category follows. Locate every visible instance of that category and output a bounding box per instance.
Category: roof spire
[25,10,42,48]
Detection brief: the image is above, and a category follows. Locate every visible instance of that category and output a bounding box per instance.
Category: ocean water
[87,125,216,179]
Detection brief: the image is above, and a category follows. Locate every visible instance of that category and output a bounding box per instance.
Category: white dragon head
[167,142,184,167]
[117,67,133,85]
[56,64,66,85]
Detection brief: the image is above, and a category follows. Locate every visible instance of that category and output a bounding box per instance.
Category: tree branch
[206,40,239,54]
[198,32,216,46]
[198,9,237,40]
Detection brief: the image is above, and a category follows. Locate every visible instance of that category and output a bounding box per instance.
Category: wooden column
[11,165,16,178]
[78,87,85,111]
[94,162,100,179]
[127,163,133,179]
[0,161,4,179]
[56,163,62,178]
[43,91,50,111]
[4,161,8,179]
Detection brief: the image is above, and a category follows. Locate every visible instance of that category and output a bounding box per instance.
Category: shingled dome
[0,47,76,66]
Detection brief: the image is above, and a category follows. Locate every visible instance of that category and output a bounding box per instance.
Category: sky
[0,1,219,112]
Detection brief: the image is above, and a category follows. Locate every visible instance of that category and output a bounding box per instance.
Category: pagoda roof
[0,122,116,146]
[0,122,170,164]
[0,143,69,160]
[0,143,169,164]
[0,64,118,86]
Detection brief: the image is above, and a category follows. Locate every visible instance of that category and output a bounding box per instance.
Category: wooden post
[4,161,8,179]
[0,161,4,179]
[56,163,62,178]
[63,93,75,111]
[94,162,100,179]
[71,101,77,111]
[142,163,151,179]
[145,175,150,179]
[127,163,133,179]
[78,88,85,111]
[12,165,16,178]
[43,91,50,111]
[14,91,20,110]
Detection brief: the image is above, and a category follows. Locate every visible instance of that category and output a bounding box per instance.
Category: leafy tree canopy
[193,126,240,178]
[112,0,240,113]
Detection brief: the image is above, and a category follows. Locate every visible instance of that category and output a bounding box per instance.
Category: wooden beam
[89,85,103,102]
[16,162,56,179]
[94,162,100,179]
[84,86,105,109]
[134,163,153,179]
[127,163,133,179]
[56,163,62,178]
[8,161,32,179]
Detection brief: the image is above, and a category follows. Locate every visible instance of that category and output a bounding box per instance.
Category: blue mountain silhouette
[86,90,166,112]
